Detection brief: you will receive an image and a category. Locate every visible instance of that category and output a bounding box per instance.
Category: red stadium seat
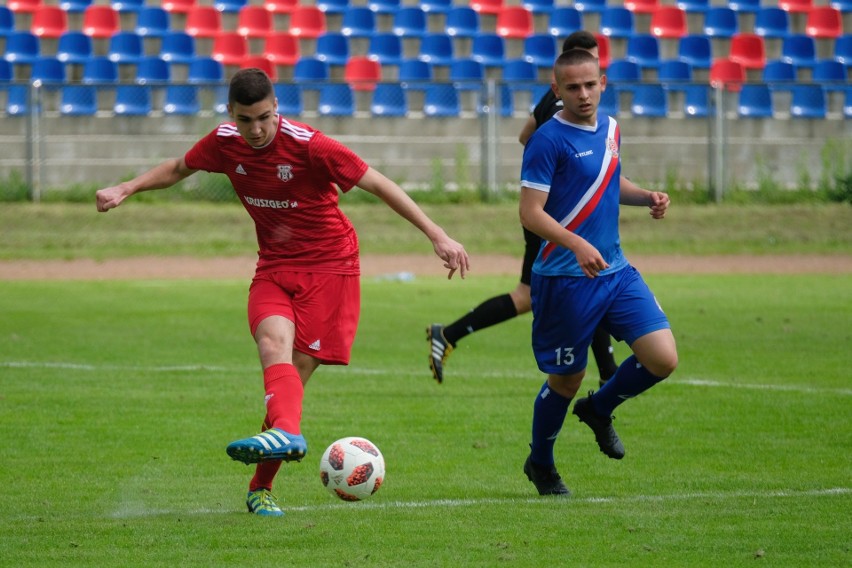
[82,5,119,39]
[624,0,659,15]
[288,6,326,39]
[344,55,381,91]
[470,0,503,16]
[709,57,745,91]
[495,6,533,39]
[650,5,687,39]
[729,33,766,70]
[161,0,197,14]
[237,5,273,38]
[264,0,298,14]
[8,0,42,14]
[212,32,248,66]
[185,5,222,38]
[265,32,299,66]
[31,5,67,39]
[778,0,812,14]
[805,7,842,39]
[241,54,277,80]
[595,32,611,69]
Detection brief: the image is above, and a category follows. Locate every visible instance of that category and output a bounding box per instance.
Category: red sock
[250,415,283,492]
[263,363,304,434]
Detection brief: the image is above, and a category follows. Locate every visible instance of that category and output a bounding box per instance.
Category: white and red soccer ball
[319,437,385,501]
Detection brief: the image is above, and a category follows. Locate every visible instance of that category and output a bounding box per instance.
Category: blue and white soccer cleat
[246,489,284,517]
[226,428,307,464]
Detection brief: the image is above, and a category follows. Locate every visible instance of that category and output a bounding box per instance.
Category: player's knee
[647,351,678,379]
[510,285,532,314]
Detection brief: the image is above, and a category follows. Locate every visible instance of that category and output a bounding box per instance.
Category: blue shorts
[530,265,670,375]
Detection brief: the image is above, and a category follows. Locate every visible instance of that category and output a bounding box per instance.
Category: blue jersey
[520,114,627,278]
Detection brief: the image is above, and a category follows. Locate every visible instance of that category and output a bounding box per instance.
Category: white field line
[3,360,851,396]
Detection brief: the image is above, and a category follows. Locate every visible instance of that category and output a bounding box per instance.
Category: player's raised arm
[354,166,470,279]
[95,157,197,212]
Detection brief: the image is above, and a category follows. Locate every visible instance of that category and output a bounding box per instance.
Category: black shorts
[521,226,541,286]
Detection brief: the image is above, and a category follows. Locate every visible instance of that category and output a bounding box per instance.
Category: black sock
[443,294,518,345]
[591,325,618,381]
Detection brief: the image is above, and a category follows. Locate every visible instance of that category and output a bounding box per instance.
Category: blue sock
[530,381,572,466]
[591,355,665,417]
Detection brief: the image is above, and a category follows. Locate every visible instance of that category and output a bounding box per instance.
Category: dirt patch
[0,254,849,280]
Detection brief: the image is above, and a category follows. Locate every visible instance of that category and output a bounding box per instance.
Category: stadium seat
[344,56,381,91]
[0,59,12,82]
[624,0,659,14]
[186,5,222,38]
[423,84,460,117]
[728,0,760,13]
[650,5,687,39]
[288,6,326,39]
[450,57,484,90]
[6,85,32,116]
[778,0,813,14]
[316,0,349,15]
[805,7,842,39]
[160,32,197,64]
[729,33,766,70]
[630,83,668,117]
[212,32,248,66]
[831,0,852,11]
[502,58,537,82]
[844,86,852,119]
[812,59,847,84]
[676,0,709,13]
[368,33,403,66]
[108,31,144,64]
[163,84,200,114]
[703,6,738,38]
[678,34,712,68]
[237,5,273,39]
[315,33,349,66]
[762,60,797,84]
[293,57,329,83]
[30,56,65,85]
[82,5,119,39]
[114,84,151,115]
[274,82,302,115]
[240,55,277,80]
[420,0,452,15]
[523,34,557,67]
[682,83,711,116]
[625,34,661,68]
[495,6,534,39]
[59,0,92,14]
[393,7,427,38]
[657,59,693,83]
[317,83,354,116]
[0,7,14,38]
[3,31,40,65]
[264,0,298,15]
[56,32,92,64]
[370,82,407,116]
[188,56,224,82]
[445,7,480,38]
[135,56,170,84]
[7,0,42,15]
[606,59,642,82]
[111,0,145,14]
[754,7,791,39]
[265,33,300,67]
[522,0,554,15]
[833,35,852,65]
[31,5,67,39]
[548,7,582,38]
[60,85,98,115]
[82,56,118,83]
[368,0,400,16]
[418,33,454,65]
[781,34,817,67]
[600,7,635,38]
[215,0,248,14]
[162,0,197,14]
[737,83,773,117]
[398,58,432,87]
[340,7,376,38]
[599,84,619,116]
[470,0,503,16]
[790,84,826,118]
[596,33,611,69]
[471,33,506,67]
[135,7,170,38]
[574,0,607,13]
[709,57,745,91]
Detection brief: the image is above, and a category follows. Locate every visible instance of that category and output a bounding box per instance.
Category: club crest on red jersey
[277,165,293,182]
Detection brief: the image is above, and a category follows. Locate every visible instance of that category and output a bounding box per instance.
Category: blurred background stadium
[0,0,849,200]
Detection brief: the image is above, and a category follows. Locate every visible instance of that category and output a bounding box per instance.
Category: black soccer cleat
[572,393,625,460]
[427,323,453,384]
[523,455,571,496]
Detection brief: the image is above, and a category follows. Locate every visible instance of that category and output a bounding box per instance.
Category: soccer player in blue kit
[519,48,678,496]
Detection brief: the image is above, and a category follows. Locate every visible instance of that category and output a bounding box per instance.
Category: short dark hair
[228,68,274,107]
[562,30,598,53]
[554,48,599,73]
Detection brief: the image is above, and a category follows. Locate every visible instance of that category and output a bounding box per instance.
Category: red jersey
[184,115,369,275]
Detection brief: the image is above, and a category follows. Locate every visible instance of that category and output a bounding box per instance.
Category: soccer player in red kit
[95,68,470,517]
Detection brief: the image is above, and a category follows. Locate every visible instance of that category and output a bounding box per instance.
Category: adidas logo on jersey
[308,340,321,351]
[235,164,247,175]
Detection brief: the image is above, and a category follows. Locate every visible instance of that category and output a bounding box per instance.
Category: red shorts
[247,271,360,365]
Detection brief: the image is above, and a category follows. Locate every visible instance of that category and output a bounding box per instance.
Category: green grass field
[1,273,849,567]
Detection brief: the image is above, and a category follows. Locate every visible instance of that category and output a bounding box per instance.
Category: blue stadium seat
[678,35,712,68]
[420,0,452,15]
[4,31,40,65]
[6,85,32,116]
[135,56,170,84]
[737,83,773,118]
[600,7,635,38]
[82,56,119,83]
[450,58,484,90]
[340,7,376,38]
[317,83,354,116]
[188,56,224,83]
[605,59,642,83]
[423,84,460,117]
[393,7,427,38]
[728,0,760,13]
[446,7,480,38]
[762,59,796,85]
[790,84,826,118]
[471,33,505,67]
[781,34,817,67]
[135,7,170,38]
[371,83,408,116]
[835,35,852,66]
[108,31,144,64]
[274,83,303,116]
[418,34,454,66]
[61,0,94,13]
[657,59,693,83]
[368,33,403,66]
[57,31,93,64]
[754,7,791,39]
[523,0,554,15]
[0,6,15,38]
[30,56,66,86]
[682,84,711,117]
[215,0,248,13]
[112,0,145,13]
[160,32,196,65]
[703,6,738,38]
[315,33,350,66]
[599,84,619,117]
[368,0,400,16]
[574,0,607,13]
[114,84,152,115]
[844,86,852,119]
[316,0,349,15]
[398,58,432,88]
[523,34,556,68]
[676,0,709,12]
[812,59,846,85]
[625,34,661,68]
[548,7,582,38]
[293,57,330,84]
[503,59,537,83]
[60,85,98,115]
[163,84,200,114]
[630,83,668,117]
[0,60,12,82]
